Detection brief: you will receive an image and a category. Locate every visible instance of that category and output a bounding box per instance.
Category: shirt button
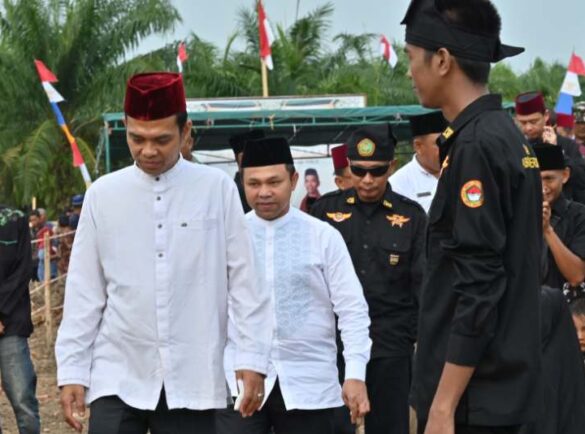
[158,253,163,258]
[363,244,369,250]
[155,176,160,181]
[366,220,371,225]
[156,196,161,201]
[157,224,162,229]
[360,269,366,275]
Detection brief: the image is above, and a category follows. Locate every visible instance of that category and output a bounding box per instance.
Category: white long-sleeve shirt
[224,207,371,410]
[55,157,272,410]
[390,155,438,213]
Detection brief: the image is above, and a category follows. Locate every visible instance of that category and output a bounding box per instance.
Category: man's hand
[424,407,455,434]
[543,201,552,233]
[235,370,265,418]
[342,379,370,423]
[543,126,558,145]
[60,385,86,432]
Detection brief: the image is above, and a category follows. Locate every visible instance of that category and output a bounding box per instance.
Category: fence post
[43,232,53,349]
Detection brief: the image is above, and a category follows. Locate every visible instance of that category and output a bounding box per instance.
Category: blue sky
[138,0,584,73]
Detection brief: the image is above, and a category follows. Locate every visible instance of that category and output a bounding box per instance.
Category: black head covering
[347,124,397,161]
[401,0,524,62]
[229,130,265,155]
[533,144,566,171]
[409,111,448,137]
[241,137,294,168]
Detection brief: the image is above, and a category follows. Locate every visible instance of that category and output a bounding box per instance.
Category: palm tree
[0,0,180,210]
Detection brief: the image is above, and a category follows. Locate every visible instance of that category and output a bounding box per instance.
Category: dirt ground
[0,282,83,434]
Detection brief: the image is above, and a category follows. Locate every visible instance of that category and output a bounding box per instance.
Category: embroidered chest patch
[461,180,484,208]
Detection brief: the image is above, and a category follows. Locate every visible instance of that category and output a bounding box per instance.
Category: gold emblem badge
[326,212,352,223]
[386,214,411,228]
[440,155,450,176]
[461,180,484,208]
[389,254,400,266]
[383,200,393,209]
[442,127,454,139]
[346,197,356,205]
[357,138,376,157]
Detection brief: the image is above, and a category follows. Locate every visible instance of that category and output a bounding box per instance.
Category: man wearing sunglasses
[311,124,427,434]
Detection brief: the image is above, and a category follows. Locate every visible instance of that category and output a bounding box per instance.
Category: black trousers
[215,380,335,434]
[88,389,215,434]
[417,422,521,434]
[365,356,412,434]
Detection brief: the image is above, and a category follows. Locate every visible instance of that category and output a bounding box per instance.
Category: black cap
[347,124,396,161]
[533,144,566,171]
[401,0,524,62]
[241,137,294,168]
[229,130,265,155]
[409,111,448,137]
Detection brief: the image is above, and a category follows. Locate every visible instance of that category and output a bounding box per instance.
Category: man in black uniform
[533,144,585,290]
[402,1,543,433]
[515,91,585,204]
[229,130,264,213]
[311,124,427,434]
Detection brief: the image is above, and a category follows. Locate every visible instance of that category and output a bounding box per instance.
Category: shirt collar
[251,205,295,229]
[133,155,186,184]
[346,184,394,211]
[412,154,435,177]
[437,94,503,162]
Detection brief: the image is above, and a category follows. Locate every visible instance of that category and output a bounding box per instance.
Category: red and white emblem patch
[460,180,484,208]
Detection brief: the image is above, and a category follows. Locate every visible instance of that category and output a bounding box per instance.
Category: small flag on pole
[258,0,275,70]
[34,60,91,187]
[555,53,585,115]
[380,35,398,68]
[177,41,188,74]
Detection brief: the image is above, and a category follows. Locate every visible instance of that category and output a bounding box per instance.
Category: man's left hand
[235,370,265,418]
[342,379,370,423]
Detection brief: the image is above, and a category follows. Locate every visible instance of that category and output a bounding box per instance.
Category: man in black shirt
[533,144,585,290]
[229,130,265,213]
[402,0,542,433]
[311,124,427,434]
[0,205,40,433]
[515,91,585,204]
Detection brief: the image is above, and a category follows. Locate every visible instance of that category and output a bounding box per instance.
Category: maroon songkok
[515,91,546,116]
[124,72,186,121]
[331,144,348,170]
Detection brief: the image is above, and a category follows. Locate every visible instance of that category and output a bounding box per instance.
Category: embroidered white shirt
[55,158,272,410]
[224,207,371,410]
[390,155,439,213]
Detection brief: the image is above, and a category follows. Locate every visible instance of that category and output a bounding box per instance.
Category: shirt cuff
[344,360,367,382]
[445,332,491,367]
[234,350,269,376]
[57,367,90,388]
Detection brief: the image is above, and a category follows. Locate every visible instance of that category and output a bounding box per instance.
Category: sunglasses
[350,164,390,177]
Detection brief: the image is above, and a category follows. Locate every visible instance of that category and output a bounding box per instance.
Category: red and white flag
[177,41,188,74]
[380,35,398,68]
[258,0,275,70]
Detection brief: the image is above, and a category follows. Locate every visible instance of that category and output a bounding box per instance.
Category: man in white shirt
[55,72,272,434]
[390,111,447,213]
[217,137,372,434]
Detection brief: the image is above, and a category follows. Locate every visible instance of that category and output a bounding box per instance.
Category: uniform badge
[442,127,454,139]
[346,197,356,205]
[383,200,393,209]
[440,156,450,176]
[523,144,531,156]
[326,212,352,223]
[461,180,484,208]
[389,254,400,266]
[357,138,376,157]
[386,214,410,228]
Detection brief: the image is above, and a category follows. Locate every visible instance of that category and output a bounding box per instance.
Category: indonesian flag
[560,53,585,97]
[177,41,188,74]
[34,60,64,103]
[380,35,398,68]
[258,0,275,70]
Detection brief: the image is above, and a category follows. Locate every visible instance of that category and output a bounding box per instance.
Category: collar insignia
[383,200,393,209]
[442,126,454,139]
[386,214,411,228]
[346,197,356,205]
[326,212,352,223]
[440,155,450,176]
[389,254,400,266]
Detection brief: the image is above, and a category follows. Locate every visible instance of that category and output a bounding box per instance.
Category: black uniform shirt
[542,196,585,290]
[414,95,543,426]
[0,206,33,337]
[311,185,427,359]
